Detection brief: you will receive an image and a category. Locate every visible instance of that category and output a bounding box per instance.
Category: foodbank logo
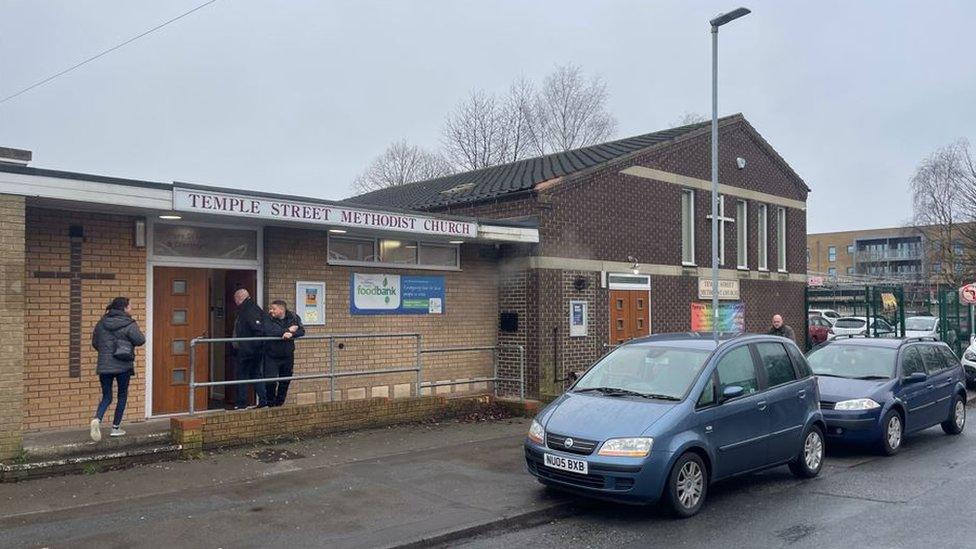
[354,274,401,309]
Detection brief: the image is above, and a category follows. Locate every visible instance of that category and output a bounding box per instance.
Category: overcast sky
[1,1,973,233]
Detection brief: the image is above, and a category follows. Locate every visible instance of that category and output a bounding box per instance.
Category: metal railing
[187,333,525,415]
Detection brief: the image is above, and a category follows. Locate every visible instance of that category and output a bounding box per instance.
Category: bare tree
[442,91,512,171]
[352,140,454,194]
[502,77,537,163]
[910,139,976,286]
[671,112,708,126]
[531,64,616,154]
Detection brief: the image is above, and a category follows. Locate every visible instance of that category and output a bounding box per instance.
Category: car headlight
[527,419,545,444]
[597,437,654,457]
[834,398,881,411]
[964,350,976,361]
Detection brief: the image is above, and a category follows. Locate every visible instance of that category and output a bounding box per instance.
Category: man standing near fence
[264,299,305,407]
[232,288,269,409]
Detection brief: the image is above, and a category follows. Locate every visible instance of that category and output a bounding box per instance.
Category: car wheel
[664,452,708,518]
[788,424,825,478]
[880,410,903,456]
[941,394,966,435]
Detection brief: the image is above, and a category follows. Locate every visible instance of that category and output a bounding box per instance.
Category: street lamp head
[710,7,751,28]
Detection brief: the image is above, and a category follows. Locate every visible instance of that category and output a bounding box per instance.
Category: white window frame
[777,207,788,272]
[681,189,695,266]
[757,204,768,271]
[736,199,748,269]
[328,233,461,271]
[827,246,836,262]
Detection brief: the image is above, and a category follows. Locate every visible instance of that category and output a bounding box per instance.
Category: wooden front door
[609,290,650,344]
[153,267,209,414]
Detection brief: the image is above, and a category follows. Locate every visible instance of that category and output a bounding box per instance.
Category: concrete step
[24,428,174,461]
[1,443,183,482]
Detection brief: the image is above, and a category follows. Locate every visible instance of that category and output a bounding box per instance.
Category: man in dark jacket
[263,300,305,407]
[233,289,269,409]
[768,314,797,343]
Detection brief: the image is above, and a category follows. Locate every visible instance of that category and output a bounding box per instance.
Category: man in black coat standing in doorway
[263,300,305,407]
[232,288,269,409]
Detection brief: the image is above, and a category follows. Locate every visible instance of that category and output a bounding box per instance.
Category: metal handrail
[187,334,527,414]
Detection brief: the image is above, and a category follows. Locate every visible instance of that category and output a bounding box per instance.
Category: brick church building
[350,114,810,398]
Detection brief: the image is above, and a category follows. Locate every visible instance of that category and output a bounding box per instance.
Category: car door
[696,345,770,479]
[924,345,957,424]
[754,341,807,464]
[898,345,938,431]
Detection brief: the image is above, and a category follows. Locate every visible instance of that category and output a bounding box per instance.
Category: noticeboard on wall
[569,300,588,337]
[350,273,445,315]
[296,281,326,325]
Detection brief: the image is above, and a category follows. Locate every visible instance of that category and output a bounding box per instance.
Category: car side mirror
[904,372,928,384]
[721,385,745,401]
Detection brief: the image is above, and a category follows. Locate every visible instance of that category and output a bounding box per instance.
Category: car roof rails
[901,336,940,344]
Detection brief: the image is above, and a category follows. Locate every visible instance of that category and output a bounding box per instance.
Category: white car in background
[808,308,842,326]
[828,316,896,339]
[962,337,976,387]
[904,315,955,342]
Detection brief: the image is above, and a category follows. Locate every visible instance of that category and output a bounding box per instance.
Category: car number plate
[543,453,588,475]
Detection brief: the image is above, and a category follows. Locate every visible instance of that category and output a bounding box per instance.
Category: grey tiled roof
[346,118,723,210]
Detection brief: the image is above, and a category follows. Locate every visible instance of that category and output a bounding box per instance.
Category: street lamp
[709,7,750,342]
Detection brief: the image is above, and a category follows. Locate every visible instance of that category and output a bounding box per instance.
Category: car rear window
[835,318,866,329]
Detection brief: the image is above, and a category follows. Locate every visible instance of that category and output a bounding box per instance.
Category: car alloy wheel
[887,415,902,451]
[676,460,704,510]
[803,430,823,471]
[955,401,965,430]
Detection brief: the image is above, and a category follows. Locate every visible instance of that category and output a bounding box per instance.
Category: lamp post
[709,7,750,342]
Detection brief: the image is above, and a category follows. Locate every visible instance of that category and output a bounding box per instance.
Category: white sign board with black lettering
[698,278,740,300]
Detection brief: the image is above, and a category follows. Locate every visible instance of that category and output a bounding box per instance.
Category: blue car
[807,337,967,455]
[524,333,825,517]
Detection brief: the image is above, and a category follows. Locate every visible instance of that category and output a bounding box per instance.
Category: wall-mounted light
[328,228,347,234]
[159,214,182,220]
[133,218,146,248]
[627,255,640,275]
[449,240,464,245]
[736,157,747,169]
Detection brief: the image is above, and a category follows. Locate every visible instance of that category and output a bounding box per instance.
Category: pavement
[3,406,976,548]
[0,417,558,548]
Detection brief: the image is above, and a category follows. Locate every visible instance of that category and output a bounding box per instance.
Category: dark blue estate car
[807,337,967,455]
[524,333,825,517]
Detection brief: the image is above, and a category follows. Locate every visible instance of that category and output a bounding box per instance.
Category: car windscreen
[905,317,937,331]
[806,344,896,379]
[834,318,866,329]
[574,345,712,400]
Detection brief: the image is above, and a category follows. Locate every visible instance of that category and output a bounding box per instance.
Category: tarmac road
[456,423,976,549]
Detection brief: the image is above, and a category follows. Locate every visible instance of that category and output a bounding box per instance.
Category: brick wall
[262,227,501,405]
[24,208,147,431]
[0,195,25,458]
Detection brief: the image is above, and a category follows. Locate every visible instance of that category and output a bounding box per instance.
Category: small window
[328,236,375,262]
[418,244,458,267]
[681,189,695,265]
[716,346,759,396]
[828,267,837,278]
[637,318,644,328]
[171,309,187,325]
[757,204,768,270]
[756,342,797,388]
[616,299,624,310]
[828,246,837,262]
[379,239,418,264]
[172,280,187,295]
[616,319,624,330]
[172,369,187,384]
[736,200,748,269]
[697,375,716,407]
[777,207,787,271]
[901,347,925,376]
[847,245,854,254]
[847,267,855,275]
[171,339,187,355]
[637,298,644,310]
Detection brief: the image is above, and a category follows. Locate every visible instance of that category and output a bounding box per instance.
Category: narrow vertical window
[736,199,748,269]
[681,189,695,265]
[777,207,787,271]
[758,204,768,270]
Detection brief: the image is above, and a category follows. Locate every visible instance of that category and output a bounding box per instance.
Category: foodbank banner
[350,273,445,315]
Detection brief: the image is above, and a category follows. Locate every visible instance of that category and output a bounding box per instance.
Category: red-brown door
[153,267,209,414]
[609,290,650,344]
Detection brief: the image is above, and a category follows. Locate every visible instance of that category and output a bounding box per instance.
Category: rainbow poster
[691,302,745,332]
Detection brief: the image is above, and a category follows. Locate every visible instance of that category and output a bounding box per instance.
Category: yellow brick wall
[263,227,499,405]
[0,195,26,458]
[24,208,147,431]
